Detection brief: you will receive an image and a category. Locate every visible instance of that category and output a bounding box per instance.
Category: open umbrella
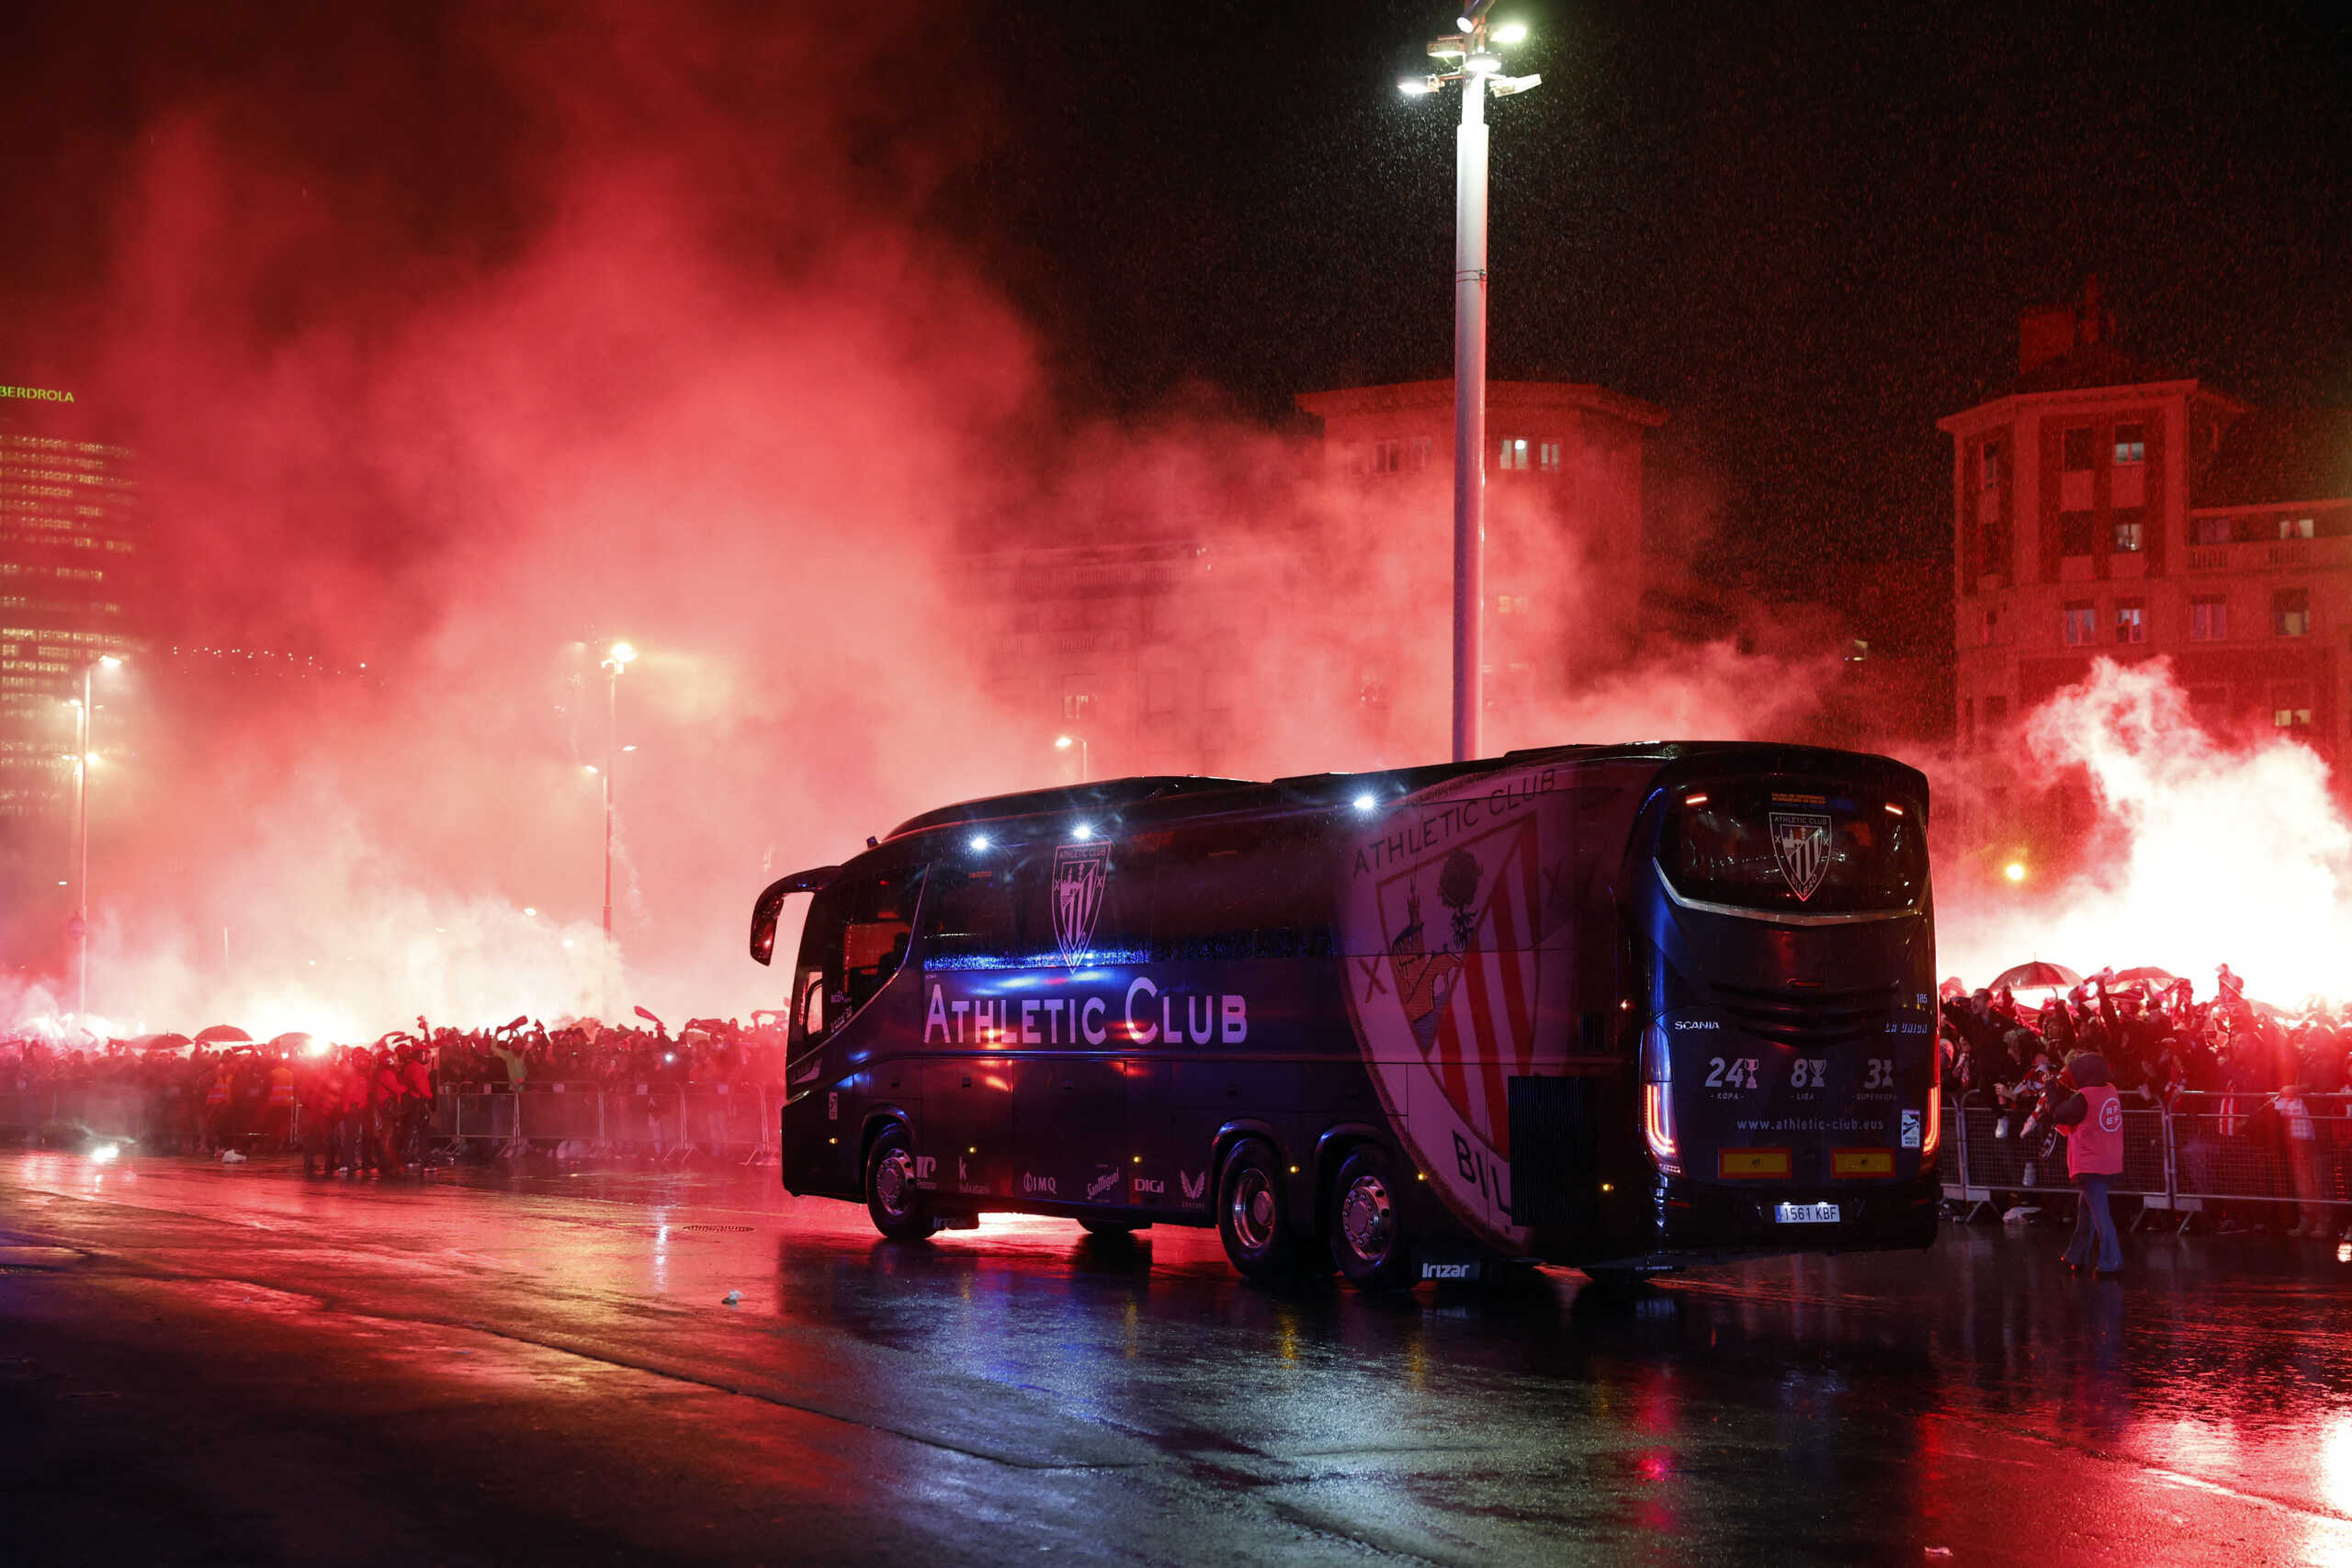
[129,1032,194,1052]
[268,1032,312,1052]
[193,1024,252,1044]
[1989,961,2082,992]
[2112,965,2177,985]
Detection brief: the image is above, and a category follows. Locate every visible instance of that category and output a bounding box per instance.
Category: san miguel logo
[1768,812,1834,902]
[1052,842,1111,968]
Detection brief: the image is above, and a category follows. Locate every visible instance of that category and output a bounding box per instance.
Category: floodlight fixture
[1492,21,1527,43]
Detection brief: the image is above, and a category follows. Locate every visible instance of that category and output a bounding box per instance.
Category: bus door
[777,862,926,1193]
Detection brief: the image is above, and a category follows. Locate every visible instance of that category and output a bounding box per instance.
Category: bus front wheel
[865,1125,933,1241]
[1216,1138,1301,1279]
[1329,1146,1416,1291]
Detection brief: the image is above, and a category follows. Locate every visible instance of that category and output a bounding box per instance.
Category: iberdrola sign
[0,386,74,402]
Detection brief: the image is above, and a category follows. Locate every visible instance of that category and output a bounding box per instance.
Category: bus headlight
[1641,1022,1680,1175]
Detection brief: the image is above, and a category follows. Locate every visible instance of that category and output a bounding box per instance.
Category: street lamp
[70,654,124,1023]
[599,641,637,946]
[1055,733,1090,784]
[1400,3,1540,761]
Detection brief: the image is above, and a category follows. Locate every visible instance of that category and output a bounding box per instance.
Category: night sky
[4,0,2346,597]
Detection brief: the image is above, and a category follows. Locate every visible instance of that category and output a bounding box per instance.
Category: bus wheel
[1329,1147,1415,1291]
[864,1125,932,1241]
[1079,1219,1150,1237]
[1217,1139,1298,1279]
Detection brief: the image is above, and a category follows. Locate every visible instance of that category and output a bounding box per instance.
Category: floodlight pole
[74,663,92,1021]
[1451,60,1488,764]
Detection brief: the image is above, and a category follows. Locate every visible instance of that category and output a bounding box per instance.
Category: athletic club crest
[1769,811,1834,902]
[1051,842,1111,968]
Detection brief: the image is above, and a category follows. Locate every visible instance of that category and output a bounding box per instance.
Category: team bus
[748,741,1939,1288]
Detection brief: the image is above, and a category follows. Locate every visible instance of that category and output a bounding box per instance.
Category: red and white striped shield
[1340,769,1557,1248]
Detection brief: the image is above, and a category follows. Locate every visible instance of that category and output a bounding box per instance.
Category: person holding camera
[2049,1051,2126,1275]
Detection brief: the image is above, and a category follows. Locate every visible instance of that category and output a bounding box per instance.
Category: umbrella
[268,1032,312,1051]
[2112,965,2177,985]
[1989,961,2082,992]
[130,1032,194,1052]
[193,1024,252,1044]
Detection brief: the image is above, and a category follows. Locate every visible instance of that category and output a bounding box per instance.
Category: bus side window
[923,863,1019,970]
[1151,821,1336,963]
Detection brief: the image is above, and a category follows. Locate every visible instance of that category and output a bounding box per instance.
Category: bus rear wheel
[1216,1138,1301,1279]
[1329,1147,1416,1291]
[865,1125,933,1241]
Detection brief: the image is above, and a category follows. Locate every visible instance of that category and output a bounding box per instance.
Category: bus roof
[881,739,1926,846]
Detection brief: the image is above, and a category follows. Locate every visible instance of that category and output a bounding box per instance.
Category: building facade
[1941,285,2352,763]
[967,378,1664,785]
[0,381,141,823]
[1295,379,1665,698]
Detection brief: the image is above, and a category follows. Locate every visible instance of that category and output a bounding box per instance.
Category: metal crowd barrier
[1,1080,783,1165]
[1939,1090,2352,1228]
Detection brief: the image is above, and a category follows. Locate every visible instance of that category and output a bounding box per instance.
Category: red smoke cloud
[3,4,1895,1036]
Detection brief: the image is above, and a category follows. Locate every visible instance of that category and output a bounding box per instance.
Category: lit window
[1062,691,1094,721]
[2273,589,2311,637]
[1374,440,1404,475]
[2280,516,2315,540]
[2276,707,2314,732]
[1411,437,1431,471]
[1538,440,1563,473]
[2189,596,2227,642]
[1497,594,1512,615]
[2114,603,2145,644]
[1514,595,1529,615]
[2063,603,2096,647]
[1498,437,1529,471]
[2113,519,2143,553]
[2113,424,2145,466]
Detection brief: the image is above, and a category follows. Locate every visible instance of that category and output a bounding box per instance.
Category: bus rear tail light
[1642,1084,1679,1175]
[1640,1022,1679,1174]
[1921,1088,1942,1164]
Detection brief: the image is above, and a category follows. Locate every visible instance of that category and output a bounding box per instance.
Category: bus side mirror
[748,865,842,965]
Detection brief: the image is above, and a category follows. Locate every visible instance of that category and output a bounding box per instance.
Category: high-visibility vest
[267,1067,296,1107]
[2064,1084,2126,1177]
[206,1072,232,1107]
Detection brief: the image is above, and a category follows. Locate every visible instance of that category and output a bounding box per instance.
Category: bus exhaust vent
[1708,980,1900,1048]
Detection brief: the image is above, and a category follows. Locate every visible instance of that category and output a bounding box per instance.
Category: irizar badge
[1768,811,1834,902]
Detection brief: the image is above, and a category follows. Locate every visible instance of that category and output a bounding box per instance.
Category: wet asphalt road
[4,1149,2351,1567]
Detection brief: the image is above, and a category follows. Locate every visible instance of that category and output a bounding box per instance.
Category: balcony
[2183,536,2349,573]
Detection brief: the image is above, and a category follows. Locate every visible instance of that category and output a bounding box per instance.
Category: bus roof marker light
[968,833,991,852]
[1683,792,1708,807]
[1351,791,1378,814]
[1072,823,1094,841]
[1883,803,1904,817]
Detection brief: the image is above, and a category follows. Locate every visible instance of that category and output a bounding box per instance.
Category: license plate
[1775,1202,1841,1224]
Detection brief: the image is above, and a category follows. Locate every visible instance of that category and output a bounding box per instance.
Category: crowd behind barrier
[0,1012,797,1173]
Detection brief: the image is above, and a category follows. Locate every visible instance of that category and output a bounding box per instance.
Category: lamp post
[71,654,123,1022]
[599,641,637,944]
[1401,4,1538,761]
[1055,733,1090,784]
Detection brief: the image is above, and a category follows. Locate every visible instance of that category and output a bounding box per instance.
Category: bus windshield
[1658,776,1925,916]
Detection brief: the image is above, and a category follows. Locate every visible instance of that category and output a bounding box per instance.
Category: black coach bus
[749,741,1939,1288]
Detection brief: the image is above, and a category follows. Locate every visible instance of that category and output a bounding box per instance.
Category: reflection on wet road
[5,1148,2351,1565]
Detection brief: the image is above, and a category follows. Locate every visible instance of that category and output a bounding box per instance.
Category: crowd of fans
[1939,963,2352,1238]
[0,1012,797,1175]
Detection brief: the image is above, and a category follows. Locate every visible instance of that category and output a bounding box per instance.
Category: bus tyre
[864,1125,933,1241]
[1329,1146,1415,1291]
[1216,1138,1300,1280]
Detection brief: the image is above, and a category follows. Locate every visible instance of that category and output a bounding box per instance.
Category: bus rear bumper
[1568,1171,1941,1271]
